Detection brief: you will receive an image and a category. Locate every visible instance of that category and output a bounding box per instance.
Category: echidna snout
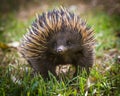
[56,45,67,55]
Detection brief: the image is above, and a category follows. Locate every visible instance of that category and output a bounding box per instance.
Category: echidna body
[19,7,95,78]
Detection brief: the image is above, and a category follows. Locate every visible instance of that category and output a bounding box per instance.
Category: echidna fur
[19,7,95,78]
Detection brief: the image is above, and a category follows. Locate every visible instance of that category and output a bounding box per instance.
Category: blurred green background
[0,0,120,96]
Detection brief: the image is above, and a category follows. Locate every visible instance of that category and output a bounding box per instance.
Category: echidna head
[48,27,83,56]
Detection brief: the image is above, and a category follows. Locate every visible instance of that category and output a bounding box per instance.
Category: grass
[0,6,120,96]
[0,13,32,42]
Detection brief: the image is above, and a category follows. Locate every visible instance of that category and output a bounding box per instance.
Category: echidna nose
[57,45,67,54]
[57,49,62,53]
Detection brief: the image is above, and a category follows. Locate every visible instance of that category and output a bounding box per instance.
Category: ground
[0,1,120,96]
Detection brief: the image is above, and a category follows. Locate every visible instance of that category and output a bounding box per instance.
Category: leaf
[0,42,9,49]
[0,41,19,50]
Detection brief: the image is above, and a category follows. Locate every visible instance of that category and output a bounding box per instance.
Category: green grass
[0,8,120,96]
[0,13,33,42]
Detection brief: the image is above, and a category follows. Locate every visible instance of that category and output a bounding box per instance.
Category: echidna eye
[67,40,72,46]
[53,41,57,47]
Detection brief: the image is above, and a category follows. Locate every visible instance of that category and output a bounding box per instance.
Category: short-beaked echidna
[19,7,95,78]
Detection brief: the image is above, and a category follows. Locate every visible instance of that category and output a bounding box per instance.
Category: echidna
[19,7,95,79]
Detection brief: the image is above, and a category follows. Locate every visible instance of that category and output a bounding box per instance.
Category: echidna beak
[57,45,67,54]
